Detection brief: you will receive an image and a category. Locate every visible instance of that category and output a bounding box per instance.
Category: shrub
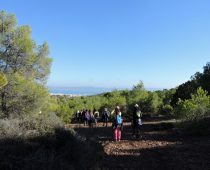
[175,87,210,120]
[0,112,63,139]
[0,118,22,138]
[0,113,102,169]
[159,104,174,115]
[20,112,63,135]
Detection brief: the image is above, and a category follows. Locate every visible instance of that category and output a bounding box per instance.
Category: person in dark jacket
[132,104,142,139]
[102,108,110,127]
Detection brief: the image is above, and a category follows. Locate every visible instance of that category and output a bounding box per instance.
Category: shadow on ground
[73,121,180,142]
[73,118,210,170]
[100,144,210,170]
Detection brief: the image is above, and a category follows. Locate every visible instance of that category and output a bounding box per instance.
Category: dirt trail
[70,118,210,170]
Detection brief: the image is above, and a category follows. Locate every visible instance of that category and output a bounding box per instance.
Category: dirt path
[70,119,210,170]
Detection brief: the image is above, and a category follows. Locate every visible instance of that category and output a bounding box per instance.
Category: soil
[70,118,210,170]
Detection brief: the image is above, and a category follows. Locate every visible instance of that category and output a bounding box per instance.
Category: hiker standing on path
[112,106,123,142]
[84,110,90,126]
[102,108,110,127]
[88,110,95,127]
[132,104,142,139]
[76,110,80,122]
[93,109,100,126]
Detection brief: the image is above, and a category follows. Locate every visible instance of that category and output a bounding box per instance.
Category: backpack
[116,115,122,125]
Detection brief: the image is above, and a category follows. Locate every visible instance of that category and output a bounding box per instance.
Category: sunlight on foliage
[0,73,7,88]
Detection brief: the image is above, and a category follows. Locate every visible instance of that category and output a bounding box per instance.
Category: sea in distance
[48,86,162,96]
[48,86,119,96]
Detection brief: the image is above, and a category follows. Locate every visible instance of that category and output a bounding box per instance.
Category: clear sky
[1,0,210,89]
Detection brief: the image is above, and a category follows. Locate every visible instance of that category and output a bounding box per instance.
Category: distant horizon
[47,86,169,96]
[47,84,172,90]
[47,81,177,90]
[47,85,168,91]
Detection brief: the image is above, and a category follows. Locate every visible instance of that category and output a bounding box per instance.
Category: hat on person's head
[116,106,120,110]
[104,108,108,111]
[135,104,139,108]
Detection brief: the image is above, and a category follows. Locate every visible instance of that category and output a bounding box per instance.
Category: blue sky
[1,0,210,89]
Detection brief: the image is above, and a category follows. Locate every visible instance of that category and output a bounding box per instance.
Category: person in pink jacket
[112,106,123,142]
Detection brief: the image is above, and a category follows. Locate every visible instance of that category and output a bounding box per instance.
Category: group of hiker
[75,108,111,127]
[75,104,143,142]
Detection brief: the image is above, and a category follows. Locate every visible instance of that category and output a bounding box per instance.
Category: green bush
[0,112,63,139]
[159,104,174,115]
[0,124,102,170]
[0,118,22,138]
[0,113,102,169]
[20,113,63,135]
[175,87,210,120]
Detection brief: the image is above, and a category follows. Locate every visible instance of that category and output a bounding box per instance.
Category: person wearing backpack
[132,104,142,139]
[84,110,90,126]
[112,106,123,142]
[102,108,110,127]
[93,109,100,126]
